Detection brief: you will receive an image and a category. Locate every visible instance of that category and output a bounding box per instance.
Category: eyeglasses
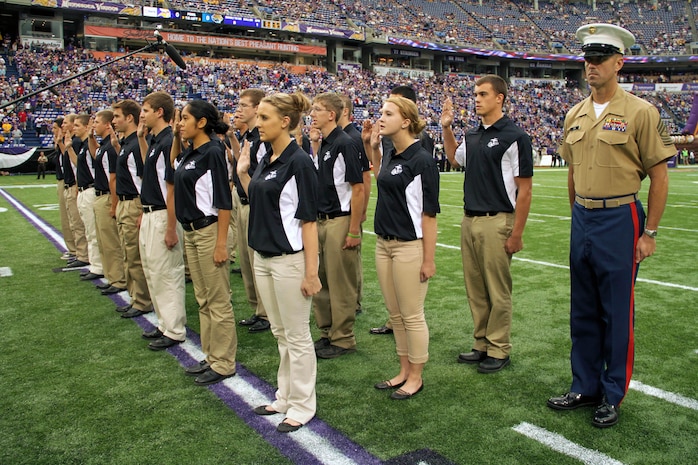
[584,55,614,66]
[310,107,329,113]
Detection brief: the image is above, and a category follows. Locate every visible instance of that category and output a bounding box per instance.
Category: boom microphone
[154,30,187,70]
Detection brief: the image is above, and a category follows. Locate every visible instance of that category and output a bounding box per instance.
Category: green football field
[0,167,696,465]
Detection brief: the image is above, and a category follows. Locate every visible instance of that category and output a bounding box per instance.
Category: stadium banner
[31,0,142,16]
[83,26,326,56]
[280,22,365,41]
[373,65,434,78]
[0,148,36,170]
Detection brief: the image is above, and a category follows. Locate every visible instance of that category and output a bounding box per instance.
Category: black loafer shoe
[184,360,210,376]
[101,285,126,295]
[458,349,487,364]
[369,325,393,335]
[477,356,511,373]
[390,383,424,400]
[277,420,303,433]
[115,304,132,313]
[148,336,184,351]
[547,392,601,411]
[248,319,271,333]
[96,282,112,290]
[316,345,356,359]
[141,328,164,340]
[253,405,279,416]
[79,271,89,277]
[314,337,330,351]
[374,379,406,390]
[120,307,153,319]
[194,368,236,386]
[239,314,260,326]
[80,272,104,281]
[65,260,89,269]
[592,400,619,428]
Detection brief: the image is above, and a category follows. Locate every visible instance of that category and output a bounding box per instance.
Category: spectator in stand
[11,125,22,145]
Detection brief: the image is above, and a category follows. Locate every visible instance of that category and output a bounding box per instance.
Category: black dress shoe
[96,282,112,290]
[239,314,260,326]
[277,420,303,433]
[248,319,271,333]
[477,356,510,373]
[390,383,424,400]
[184,360,210,376]
[547,392,601,411]
[316,345,356,359]
[457,349,487,364]
[80,272,104,281]
[194,368,236,386]
[79,271,89,277]
[101,285,126,295]
[369,325,393,335]
[314,337,330,351]
[374,379,406,390]
[115,304,132,313]
[142,328,164,340]
[592,399,619,428]
[253,405,279,416]
[148,336,184,351]
[120,307,153,318]
[65,260,89,269]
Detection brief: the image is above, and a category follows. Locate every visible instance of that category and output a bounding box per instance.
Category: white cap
[576,23,635,56]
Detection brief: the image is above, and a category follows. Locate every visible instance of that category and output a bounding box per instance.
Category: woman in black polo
[237,92,320,433]
[173,100,237,386]
[371,96,440,400]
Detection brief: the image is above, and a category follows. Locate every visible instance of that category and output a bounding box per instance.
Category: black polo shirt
[75,137,95,188]
[115,132,143,197]
[94,138,117,193]
[248,140,318,255]
[456,115,533,213]
[317,126,362,215]
[55,149,64,181]
[174,138,231,224]
[141,126,174,207]
[344,122,370,173]
[374,141,440,241]
[62,136,82,186]
[231,127,270,200]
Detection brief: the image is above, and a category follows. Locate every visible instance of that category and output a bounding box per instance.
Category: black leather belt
[258,249,301,259]
[317,211,350,220]
[181,215,217,232]
[143,205,167,213]
[378,235,406,242]
[118,194,138,201]
[64,182,75,189]
[465,210,502,217]
[78,183,94,192]
[239,196,250,205]
[95,189,110,196]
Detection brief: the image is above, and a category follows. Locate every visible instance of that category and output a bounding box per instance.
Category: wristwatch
[644,229,658,238]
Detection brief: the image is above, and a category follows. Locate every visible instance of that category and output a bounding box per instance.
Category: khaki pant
[254,251,316,425]
[375,238,429,364]
[77,187,103,275]
[185,223,237,376]
[236,196,266,319]
[57,180,76,254]
[63,185,88,262]
[93,194,126,288]
[313,215,359,349]
[116,198,151,311]
[139,210,186,341]
[460,213,514,359]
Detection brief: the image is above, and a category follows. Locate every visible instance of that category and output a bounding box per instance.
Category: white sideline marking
[629,380,698,411]
[142,314,361,465]
[0,267,13,277]
[0,188,66,248]
[512,422,626,465]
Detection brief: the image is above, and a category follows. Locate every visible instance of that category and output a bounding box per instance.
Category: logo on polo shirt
[390,164,403,176]
[487,138,500,148]
[185,161,196,170]
[323,151,332,162]
[264,170,277,181]
[149,148,156,158]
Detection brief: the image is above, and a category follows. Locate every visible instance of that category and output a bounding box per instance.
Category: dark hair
[143,91,175,122]
[112,99,141,125]
[184,100,229,135]
[54,117,64,126]
[475,75,508,103]
[390,85,417,103]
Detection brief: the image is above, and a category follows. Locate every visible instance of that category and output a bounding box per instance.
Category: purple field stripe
[0,188,66,252]
[9,189,384,465]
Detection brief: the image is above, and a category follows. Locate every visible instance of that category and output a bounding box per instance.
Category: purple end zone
[4,187,384,465]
